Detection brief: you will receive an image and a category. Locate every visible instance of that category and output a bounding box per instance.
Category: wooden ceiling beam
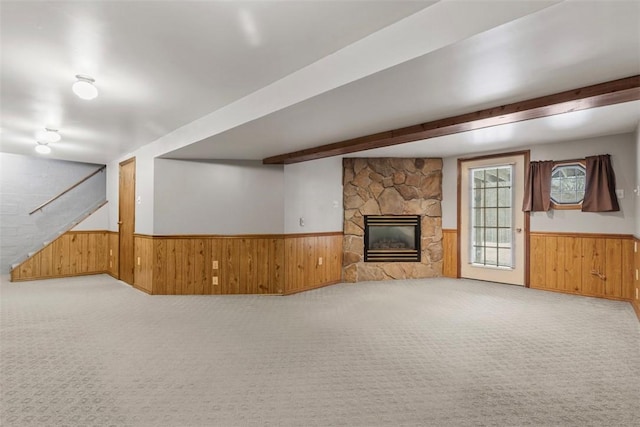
[263,75,640,165]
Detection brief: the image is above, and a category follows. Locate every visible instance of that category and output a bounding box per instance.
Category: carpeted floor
[1,274,639,426]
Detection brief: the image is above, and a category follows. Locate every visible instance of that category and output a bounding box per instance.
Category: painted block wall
[284,157,343,233]
[442,133,636,234]
[153,159,284,235]
[0,153,106,273]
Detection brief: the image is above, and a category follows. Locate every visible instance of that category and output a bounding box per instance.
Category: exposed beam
[263,75,640,165]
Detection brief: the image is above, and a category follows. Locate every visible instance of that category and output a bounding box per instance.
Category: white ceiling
[1,1,639,165]
[0,0,431,163]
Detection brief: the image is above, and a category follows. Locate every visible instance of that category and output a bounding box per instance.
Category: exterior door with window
[459,153,528,286]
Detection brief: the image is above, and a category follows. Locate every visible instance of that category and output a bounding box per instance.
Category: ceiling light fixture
[35,141,51,154]
[37,128,61,143]
[72,74,98,100]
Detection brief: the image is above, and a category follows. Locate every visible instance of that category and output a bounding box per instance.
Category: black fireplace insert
[364,215,421,262]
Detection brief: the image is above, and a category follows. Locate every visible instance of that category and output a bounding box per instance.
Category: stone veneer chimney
[342,158,443,282]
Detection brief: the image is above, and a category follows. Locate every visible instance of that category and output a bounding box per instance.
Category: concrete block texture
[0,153,106,273]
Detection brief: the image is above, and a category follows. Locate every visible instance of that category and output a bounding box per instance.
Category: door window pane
[470,165,514,268]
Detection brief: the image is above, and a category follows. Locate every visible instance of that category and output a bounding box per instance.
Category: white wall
[284,157,343,233]
[442,133,636,234]
[71,204,110,231]
[153,159,284,235]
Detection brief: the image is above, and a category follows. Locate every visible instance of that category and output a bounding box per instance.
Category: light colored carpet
[1,274,639,426]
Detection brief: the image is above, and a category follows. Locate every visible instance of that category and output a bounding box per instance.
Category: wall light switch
[615,189,624,199]
[299,217,305,227]
[212,260,219,269]
[137,257,141,266]
[212,277,219,285]
[318,257,323,265]
[109,249,113,256]
[136,196,142,205]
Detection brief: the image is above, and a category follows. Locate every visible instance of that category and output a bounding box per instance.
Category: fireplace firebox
[364,215,421,262]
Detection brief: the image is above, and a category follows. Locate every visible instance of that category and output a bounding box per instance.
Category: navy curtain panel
[522,160,553,212]
[582,154,620,212]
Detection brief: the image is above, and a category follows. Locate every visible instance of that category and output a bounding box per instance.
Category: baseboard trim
[632,302,640,322]
[284,280,342,295]
[10,271,110,282]
[531,286,631,302]
[132,284,152,295]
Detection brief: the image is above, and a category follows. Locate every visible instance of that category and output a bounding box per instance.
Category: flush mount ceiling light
[37,128,61,143]
[72,74,98,100]
[35,141,51,154]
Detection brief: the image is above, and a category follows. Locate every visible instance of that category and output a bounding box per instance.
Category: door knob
[516,228,522,233]
[118,221,123,225]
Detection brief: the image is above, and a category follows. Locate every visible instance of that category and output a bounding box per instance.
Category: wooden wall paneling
[239,238,254,294]
[184,239,195,295]
[40,243,53,277]
[563,237,582,293]
[631,238,640,320]
[193,239,206,295]
[209,238,222,295]
[108,232,119,278]
[153,238,167,295]
[544,236,559,290]
[530,235,546,288]
[96,232,108,272]
[270,238,284,294]
[255,238,270,294]
[54,234,70,275]
[582,238,605,296]
[134,236,153,293]
[295,237,306,292]
[165,239,177,295]
[87,232,97,272]
[621,239,634,301]
[305,236,318,287]
[331,234,343,282]
[442,229,458,278]
[174,239,185,295]
[221,239,240,295]
[604,239,622,298]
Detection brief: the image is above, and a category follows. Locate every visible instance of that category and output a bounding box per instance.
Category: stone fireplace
[343,158,443,282]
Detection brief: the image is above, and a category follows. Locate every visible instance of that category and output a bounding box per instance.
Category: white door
[459,153,527,286]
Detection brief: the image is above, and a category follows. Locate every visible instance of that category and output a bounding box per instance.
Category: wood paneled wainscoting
[11,231,111,281]
[133,232,343,295]
[442,229,458,278]
[530,232,634,301]
[633,237,640,321]
[441,229,636,305]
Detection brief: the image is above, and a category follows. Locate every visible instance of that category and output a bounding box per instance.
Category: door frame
[457,150,530,287]
[119,157,136,284]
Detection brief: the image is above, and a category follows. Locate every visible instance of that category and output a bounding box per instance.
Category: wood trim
[531,286,632,303]
[119,157,136,166]
[134,231,344,239]
[11,271,110,282]
[457,150,530,286]
[283,280,342,295]
[530,231,634,240]
[263,76,640,164]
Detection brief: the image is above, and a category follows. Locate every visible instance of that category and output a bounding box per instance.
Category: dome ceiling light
[35,141,51,154]
[37,128,61,143]
[72,74,98,100]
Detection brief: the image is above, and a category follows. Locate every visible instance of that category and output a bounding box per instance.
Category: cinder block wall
[0,153,106,273]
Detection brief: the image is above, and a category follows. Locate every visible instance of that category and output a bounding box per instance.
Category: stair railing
[29,165,106,215]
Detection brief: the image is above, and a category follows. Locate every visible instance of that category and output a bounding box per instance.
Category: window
[470,165,513,268]
[550,161,586,209]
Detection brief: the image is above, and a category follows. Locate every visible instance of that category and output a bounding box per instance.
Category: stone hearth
[342,158,443,282]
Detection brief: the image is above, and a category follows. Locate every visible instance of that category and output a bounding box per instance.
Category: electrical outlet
[137,257,141,266]
[615,189,624,199]
[109,249,113,256]
[212,260,219,269]
[635,241,638,253]
[636,288,639,299]
[636,269,639,281]
[318,257,323,265]
[212,277,219,285]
